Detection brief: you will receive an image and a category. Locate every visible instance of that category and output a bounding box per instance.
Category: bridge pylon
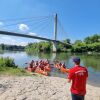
[53,13,57,53]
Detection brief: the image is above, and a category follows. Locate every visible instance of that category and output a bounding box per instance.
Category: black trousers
[71,93,85,100]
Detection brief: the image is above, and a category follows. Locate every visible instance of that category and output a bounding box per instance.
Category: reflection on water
[0,51,100,87]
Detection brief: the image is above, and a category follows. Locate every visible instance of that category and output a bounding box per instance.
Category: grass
[0,66,43,77]
[0,67,31,76]
[0,57,32,76]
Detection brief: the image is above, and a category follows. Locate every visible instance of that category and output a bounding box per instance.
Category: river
[0,51,100,87]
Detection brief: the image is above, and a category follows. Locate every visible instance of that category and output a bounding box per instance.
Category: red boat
[35,68,48,76]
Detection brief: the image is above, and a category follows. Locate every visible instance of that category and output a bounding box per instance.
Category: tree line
[25,39,71,53]
[0,34,99,53]
[72,34,100,53]
[25,34,100,53]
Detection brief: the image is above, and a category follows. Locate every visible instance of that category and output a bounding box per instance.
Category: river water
[0,51,100,87]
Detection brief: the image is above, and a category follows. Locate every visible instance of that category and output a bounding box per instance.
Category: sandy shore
[0,75,100,100]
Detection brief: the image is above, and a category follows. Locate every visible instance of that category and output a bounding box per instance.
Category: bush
[0,57,17,68]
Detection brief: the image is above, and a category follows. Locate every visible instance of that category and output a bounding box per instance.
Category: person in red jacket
[67,57,88,100]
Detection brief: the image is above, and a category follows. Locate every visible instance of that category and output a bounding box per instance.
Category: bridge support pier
[51,52,56,61]
[52,42,57,53]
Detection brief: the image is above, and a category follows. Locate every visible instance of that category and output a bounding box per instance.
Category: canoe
[35,69,48,76]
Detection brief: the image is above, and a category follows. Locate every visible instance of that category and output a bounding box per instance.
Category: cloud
[33,39,40,43]
[0,36,28,46]
[0,22,4,27]
[29,32,42,37]
[29,32,37,36]
[0,35,41,46]
[18,24,29,32]
[1,36,12,40]
[29,32,42,42]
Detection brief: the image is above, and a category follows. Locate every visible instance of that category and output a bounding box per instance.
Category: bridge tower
[53,14,57,53]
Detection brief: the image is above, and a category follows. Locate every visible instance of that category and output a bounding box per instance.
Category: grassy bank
[0,57,30,76]
[0,67,31,76]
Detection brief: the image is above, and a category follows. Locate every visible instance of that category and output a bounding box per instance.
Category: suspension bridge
[0,14,69,52]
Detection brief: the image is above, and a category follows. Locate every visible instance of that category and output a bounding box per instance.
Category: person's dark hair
[74,61,80,65]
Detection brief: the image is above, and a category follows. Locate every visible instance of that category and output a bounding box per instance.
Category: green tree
[84,34,100,44]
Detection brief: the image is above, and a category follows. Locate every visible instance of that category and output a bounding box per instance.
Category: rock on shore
[0,75,100,100]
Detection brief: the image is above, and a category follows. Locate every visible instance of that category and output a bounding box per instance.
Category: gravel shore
[0,75,100,100]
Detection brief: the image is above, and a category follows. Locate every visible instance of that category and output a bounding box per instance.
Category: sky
[0,0,100,45]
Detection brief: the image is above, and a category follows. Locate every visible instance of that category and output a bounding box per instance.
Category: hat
[73,57,80,62]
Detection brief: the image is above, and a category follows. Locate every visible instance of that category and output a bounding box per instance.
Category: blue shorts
[71,93,85,100]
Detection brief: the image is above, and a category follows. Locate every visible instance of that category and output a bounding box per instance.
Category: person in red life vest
[28,60,34,68]
[67,57,88,100]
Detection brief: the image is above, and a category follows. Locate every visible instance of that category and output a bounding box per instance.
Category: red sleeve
[67,69,74,79]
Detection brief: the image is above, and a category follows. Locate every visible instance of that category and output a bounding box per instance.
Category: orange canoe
[35,69,48,76]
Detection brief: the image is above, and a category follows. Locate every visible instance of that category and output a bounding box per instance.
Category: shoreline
[0,75,100,100]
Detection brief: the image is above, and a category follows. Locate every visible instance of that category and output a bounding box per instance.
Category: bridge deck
[0,30,70,46]
[0,30,60,42]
